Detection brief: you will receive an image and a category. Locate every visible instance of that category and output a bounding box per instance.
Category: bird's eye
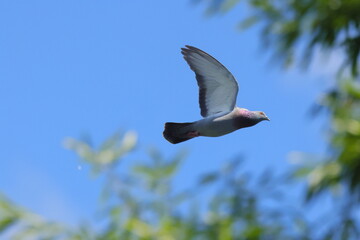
[260,112,265,116]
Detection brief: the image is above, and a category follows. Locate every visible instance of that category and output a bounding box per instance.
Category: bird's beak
[265,116,270,121]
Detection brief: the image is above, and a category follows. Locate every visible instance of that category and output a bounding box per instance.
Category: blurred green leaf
[197,0,360,77]
[198,172,219,185]
[64,131,137,175]
[0,216,17,233]
[238,16,260,30]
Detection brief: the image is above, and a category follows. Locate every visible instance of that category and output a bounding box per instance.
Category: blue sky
[0,0,337,225]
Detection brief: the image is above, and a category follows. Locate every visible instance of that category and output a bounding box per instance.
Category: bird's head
[253,111,270,122]
[235,108,270,129]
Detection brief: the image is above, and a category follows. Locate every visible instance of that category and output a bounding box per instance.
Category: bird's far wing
[181,45,239,118]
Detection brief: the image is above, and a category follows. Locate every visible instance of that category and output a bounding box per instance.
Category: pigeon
[163,45,269,144]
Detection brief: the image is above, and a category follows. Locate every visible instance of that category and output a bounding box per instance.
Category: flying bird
[163,45,269,144]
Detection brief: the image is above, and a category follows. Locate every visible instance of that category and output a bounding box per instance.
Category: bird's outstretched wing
[181,45,239,118]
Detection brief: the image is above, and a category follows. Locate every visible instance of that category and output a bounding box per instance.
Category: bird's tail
[163,122,196,144]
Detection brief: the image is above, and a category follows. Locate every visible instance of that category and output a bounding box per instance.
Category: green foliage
[288,81,360,240]
[198,0,360,75]
[293,81,360,198]
[63,131,137,174]
[323,81,360,195]
[0,194,74,240]
[196,0,360,238]
[71,133,305,239]
[1,132,310,239]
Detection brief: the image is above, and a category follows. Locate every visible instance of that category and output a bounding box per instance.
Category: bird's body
[163,46,269,144]
[193,107,259,137]
[194,109,240,137]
